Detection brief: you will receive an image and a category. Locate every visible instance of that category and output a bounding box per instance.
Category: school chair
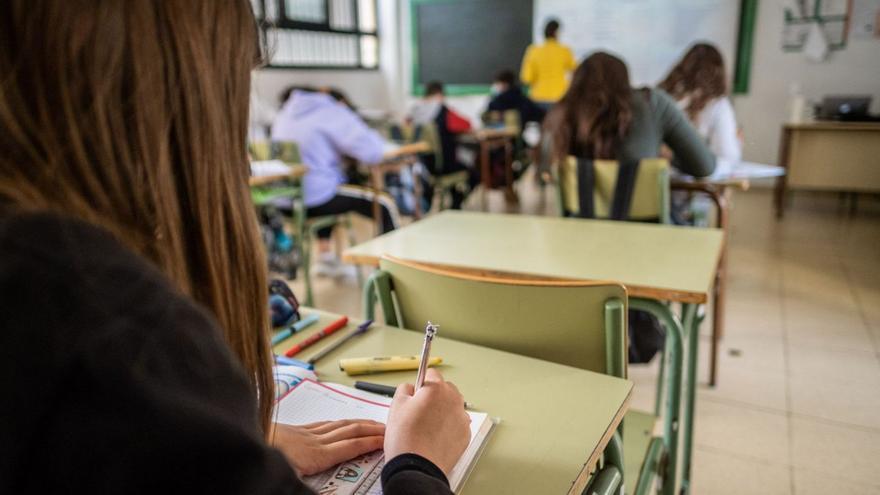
[555,156,671,224]
[248,140,361,305]
[386,122,470,211]
[363,256,686,495]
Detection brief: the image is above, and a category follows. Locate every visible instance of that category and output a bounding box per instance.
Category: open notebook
[275,379,495,495]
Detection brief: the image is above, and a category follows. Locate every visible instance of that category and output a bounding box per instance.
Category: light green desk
[274,309,633,495]
[342,211,724,494]
[343,211,722,304]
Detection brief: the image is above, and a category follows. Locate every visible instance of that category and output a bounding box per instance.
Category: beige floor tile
[690,448,791,495]
[626,357,661,413]
[699,364,787,412]
[786,345,880,386]
[705,335,787,375]
[789,375,880,430]
[791,417,880,485]
[783,295,861,326]
[694,400,790,463]
[785,321,876,353]
[793,469,880,495]
[723,305,785,340]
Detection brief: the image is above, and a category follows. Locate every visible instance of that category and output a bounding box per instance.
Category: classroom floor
[288,176,880,495]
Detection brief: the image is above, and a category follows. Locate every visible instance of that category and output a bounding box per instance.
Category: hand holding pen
[384,368,471,478]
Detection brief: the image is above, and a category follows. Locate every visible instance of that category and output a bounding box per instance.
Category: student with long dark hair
[0,1,468,493]
[544,52,715,176]
[660,43,742,162]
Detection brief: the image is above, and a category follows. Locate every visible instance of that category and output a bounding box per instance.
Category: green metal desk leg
[292,191,313,307]
[631,298,684,495]
[654,338,667,417]
[680,303,699,495]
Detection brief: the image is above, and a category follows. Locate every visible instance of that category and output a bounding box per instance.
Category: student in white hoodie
[271,87,400,276]
[659,43,742,163]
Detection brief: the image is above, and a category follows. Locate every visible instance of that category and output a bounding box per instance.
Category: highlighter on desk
[339,356,443,376]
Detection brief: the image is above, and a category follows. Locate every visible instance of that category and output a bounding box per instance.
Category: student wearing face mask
[486,70,546,127]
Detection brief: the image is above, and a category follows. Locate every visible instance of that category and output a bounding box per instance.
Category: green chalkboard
[411,0,534,96]
[734,0,758,94]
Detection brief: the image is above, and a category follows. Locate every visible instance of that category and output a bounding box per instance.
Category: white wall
[733,1,880,164]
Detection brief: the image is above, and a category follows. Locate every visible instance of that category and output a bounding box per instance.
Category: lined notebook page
[275,380,493,494]
[276,380,390,424]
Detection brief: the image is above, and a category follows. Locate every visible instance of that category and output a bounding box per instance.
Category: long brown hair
[544,52,634,163]
[659,43,727,120]
[0,1,274,432]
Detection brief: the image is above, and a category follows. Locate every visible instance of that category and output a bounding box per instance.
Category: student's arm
[708,98,742,163]
[520,46,536,85]
[326,106,387,165]
[653,89,716,177]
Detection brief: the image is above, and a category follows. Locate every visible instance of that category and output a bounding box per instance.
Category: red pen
[285,316,348,358]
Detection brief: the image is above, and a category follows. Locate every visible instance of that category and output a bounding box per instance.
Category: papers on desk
[276,379,495,494]
[674,159,785,182]
[382,141,400,154]
[250,159,292,177]
[273,365,317,400]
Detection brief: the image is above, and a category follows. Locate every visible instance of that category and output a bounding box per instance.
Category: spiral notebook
[275,379,496,494]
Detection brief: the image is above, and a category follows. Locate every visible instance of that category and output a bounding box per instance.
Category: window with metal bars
[251,0,379,69]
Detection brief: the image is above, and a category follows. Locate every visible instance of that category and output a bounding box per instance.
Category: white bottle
[788,83,806,123]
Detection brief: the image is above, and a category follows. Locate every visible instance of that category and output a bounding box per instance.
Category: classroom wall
[252,0,402,115]
[733,2,880,165]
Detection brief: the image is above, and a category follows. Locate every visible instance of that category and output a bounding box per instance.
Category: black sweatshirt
[0,213,450,495]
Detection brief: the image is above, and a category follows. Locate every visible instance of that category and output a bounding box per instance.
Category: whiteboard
[534,0,740,86]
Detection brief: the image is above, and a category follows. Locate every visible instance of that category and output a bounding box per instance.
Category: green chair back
[275,141,302,164]
[371,256,627,377]
[248,140,303,165]
[481,110,521,135]
[249,140,273,161]
[557,156,671,224]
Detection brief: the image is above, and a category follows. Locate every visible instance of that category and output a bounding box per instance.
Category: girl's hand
[384,369,471,477]
[271,420,385,475]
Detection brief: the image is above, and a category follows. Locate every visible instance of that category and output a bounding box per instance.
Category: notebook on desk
[275,379,495,495]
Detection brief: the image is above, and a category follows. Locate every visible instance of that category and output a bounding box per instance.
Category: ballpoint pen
[414,321,438,392]
[306,319,374,365]
[355,381,472,409]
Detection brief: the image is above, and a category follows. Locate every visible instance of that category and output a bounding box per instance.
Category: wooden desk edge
[341,253,709,304]
[568,386,633,495]
[249,166,307,187]
[383,142,430,160]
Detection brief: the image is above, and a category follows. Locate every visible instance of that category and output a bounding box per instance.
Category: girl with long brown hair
[660,43,742,162]
[544,51,715,177]
[0,1,467,493]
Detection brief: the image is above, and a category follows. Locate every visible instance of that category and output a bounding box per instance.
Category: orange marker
[285,316,348,358]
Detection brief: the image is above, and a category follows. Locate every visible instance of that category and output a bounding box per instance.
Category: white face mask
[490,83,505,96]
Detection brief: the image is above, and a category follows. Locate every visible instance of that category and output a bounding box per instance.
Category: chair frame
[249,140,362,306]
[555,157,672,225]
[363,256,685,495]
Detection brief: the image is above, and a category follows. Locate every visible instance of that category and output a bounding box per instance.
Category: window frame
[254,0,380,71]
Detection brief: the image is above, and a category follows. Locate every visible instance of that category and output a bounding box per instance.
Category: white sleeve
[708,98,742,163]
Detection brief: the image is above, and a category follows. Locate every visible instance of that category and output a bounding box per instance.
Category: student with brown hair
[659,43,742,162]
[0,1,468,493]
[544,52,715,177]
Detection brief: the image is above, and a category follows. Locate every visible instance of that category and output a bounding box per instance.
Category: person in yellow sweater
[519,19,576,110]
